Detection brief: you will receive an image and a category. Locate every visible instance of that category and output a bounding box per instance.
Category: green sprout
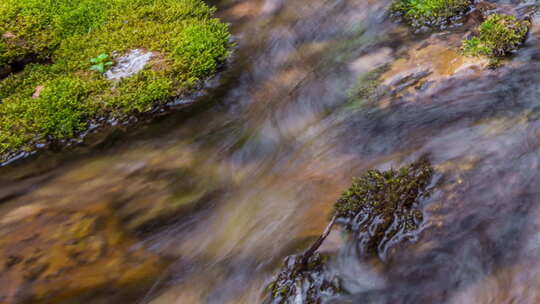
[89,53,113,73]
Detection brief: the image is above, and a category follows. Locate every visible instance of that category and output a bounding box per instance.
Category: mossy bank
[0,0,231,162]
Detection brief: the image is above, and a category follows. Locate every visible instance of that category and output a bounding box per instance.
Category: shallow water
[3,0,540,303]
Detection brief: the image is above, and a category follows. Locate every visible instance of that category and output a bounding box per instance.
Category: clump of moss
[391,0,472,28]
[0,0,231,160]
[334,159,433,255]
[462,14,530,58]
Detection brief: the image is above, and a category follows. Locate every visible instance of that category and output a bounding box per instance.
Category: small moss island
[391,0,471,28]
[0,0,231,161]
[462,14,530,58]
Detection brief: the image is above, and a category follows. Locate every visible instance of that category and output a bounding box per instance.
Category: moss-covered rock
[462,14,530,58]
[265,160,434,303]
[0,205,167,303]
[334,159,432,255]
[391,0,472,29]
[0,0,231,161]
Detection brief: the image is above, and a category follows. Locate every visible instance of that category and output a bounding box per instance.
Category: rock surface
[105,49,154,80]
[0,204,167,304]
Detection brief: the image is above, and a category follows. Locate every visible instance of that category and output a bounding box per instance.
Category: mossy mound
[462,14,530,58]
[0,0,231,160]
[334,159,433,255]
[391,0,472,29]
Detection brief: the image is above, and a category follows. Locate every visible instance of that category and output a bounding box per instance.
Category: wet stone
[105,49,154,80]
[265,253,341,304]
[0,206,167,304]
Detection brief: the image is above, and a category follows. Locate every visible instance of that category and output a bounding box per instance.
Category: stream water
[3,0,540,303]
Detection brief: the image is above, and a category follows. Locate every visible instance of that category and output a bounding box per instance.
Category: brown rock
[0,205,167,304]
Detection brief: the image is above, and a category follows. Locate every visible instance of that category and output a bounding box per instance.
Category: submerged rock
[0,205,167,303]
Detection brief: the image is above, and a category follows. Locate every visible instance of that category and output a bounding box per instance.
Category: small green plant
[391,0,471,28]
[89,53,113,73]
[462,14,530,59]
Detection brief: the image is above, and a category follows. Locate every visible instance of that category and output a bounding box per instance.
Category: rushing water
[3,0,540,303]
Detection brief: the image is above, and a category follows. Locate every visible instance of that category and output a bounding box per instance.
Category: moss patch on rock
[462,14,530,59]
[0,0,231,161]
[265,160,434,303]
[391,0,472,29]
[265,253,341,304]
[334,159,433,255]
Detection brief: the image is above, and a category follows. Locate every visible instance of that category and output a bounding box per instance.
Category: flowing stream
[3,0,540,303]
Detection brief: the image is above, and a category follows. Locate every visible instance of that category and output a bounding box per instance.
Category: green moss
[391,0,471,28]
[334,159,432,254]
[0,0,231,160]
[335,160,432,218]
[462,14,530,58]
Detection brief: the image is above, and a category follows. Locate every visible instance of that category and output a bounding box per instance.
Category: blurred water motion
[3,0,540,303]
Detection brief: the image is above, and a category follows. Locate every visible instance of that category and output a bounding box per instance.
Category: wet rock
[265,253,341,304]
[105,49,154,80]
[0,205,167,304]
[381,35,489,84]
[347,33,490,108]
[334,158,433,257]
